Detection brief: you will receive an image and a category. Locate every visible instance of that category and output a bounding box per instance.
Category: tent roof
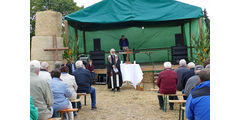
[65,0,203,24]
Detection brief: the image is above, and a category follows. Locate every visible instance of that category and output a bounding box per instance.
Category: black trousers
[157,95,178,108]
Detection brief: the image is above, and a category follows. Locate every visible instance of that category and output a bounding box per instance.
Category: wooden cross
[125,48,132,64]
[44,35,69,61]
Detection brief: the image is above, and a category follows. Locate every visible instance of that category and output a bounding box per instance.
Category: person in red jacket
[156,61,178,110]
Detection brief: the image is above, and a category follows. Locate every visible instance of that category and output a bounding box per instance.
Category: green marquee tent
[65,0,204,63]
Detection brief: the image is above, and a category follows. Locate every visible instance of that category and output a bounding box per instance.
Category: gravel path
[75,83,181,120]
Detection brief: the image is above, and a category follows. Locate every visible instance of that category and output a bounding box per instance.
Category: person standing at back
[69,58,76,75]
[30,60,54,120]
[119,35,129,62]
[175,59,189,91]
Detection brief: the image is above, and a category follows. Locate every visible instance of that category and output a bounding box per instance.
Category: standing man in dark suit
[61,58,75,75]
[69,58,76,75]
[119,35,129,62]
[72,60,97,110]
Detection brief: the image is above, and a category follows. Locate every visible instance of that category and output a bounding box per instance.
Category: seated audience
[205,64,210,69]
[203,59,210,68]
[39,61,52,81]
[72,60,97,110]
[184,65,204,96]
[48,70,74,119]
[30,96,38,120]
[30,60,54,120]
[156,62,178,110]
[54,61,61,70]
[86,59,95,82]
[175,59,189,91]
[60,66,78,100]
[181,62,195,99]
[186,69,210,120]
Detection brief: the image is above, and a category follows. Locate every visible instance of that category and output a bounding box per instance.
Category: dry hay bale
[142,72,154,83]
[35,10,62,37]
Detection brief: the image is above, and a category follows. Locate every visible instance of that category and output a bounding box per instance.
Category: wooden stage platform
[94,64,179,83]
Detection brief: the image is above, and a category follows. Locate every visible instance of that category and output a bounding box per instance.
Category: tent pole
[181,23,184,45]
[75,24,80,58]
[83,30,86,54]
[199,17,202,33]
[189,19,193,61]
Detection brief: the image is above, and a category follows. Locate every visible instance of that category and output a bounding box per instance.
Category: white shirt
[39,71,52,82]
[60,73,78,100]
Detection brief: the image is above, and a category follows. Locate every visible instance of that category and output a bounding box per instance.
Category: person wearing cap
[185,69,210,120]
[30,60,54,120]
[72,60,97,110]
[175,59,189,91]
[184,65,204,96]
[156,61,178,110]
[39,61,52,81]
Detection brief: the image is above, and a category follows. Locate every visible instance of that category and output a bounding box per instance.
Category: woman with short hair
[48,70,74,120]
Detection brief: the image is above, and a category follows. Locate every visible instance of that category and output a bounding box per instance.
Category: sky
[74,0,210,15]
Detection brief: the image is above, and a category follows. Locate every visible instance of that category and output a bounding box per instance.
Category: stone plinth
[31,36,64,61]
[35,10,62,37]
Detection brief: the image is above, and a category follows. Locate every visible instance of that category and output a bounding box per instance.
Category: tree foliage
[30,0,83,39]
[192,9,210,65]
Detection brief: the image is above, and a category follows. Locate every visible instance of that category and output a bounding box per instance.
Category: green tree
[30,0,83,39]
[192,9,210,65]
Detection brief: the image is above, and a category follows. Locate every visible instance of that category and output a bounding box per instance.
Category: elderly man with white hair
[72,60,97,110]
[175,59,189,91]
[30,60,54,120]
[156,62,178,110]
[39,61,52,81]
[180,62,196,96]
[107,48,123,92]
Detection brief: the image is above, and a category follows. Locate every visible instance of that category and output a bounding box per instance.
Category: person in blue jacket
[185,68,210,120]
[48,70,73,119]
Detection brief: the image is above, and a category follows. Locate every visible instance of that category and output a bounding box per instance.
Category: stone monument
[31,10,68,71]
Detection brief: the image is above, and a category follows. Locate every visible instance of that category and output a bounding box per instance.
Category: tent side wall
[183,18,206,62]
[68,24,182,63]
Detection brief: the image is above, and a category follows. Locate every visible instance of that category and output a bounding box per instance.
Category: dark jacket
[119,38,129,50]
[86,64,95,72]
[175,66,189,91]
[185,81,210,120]
[156,69,178,94]
[72,68,93,93]
[181,68,195,90]
[68,63,76,75]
